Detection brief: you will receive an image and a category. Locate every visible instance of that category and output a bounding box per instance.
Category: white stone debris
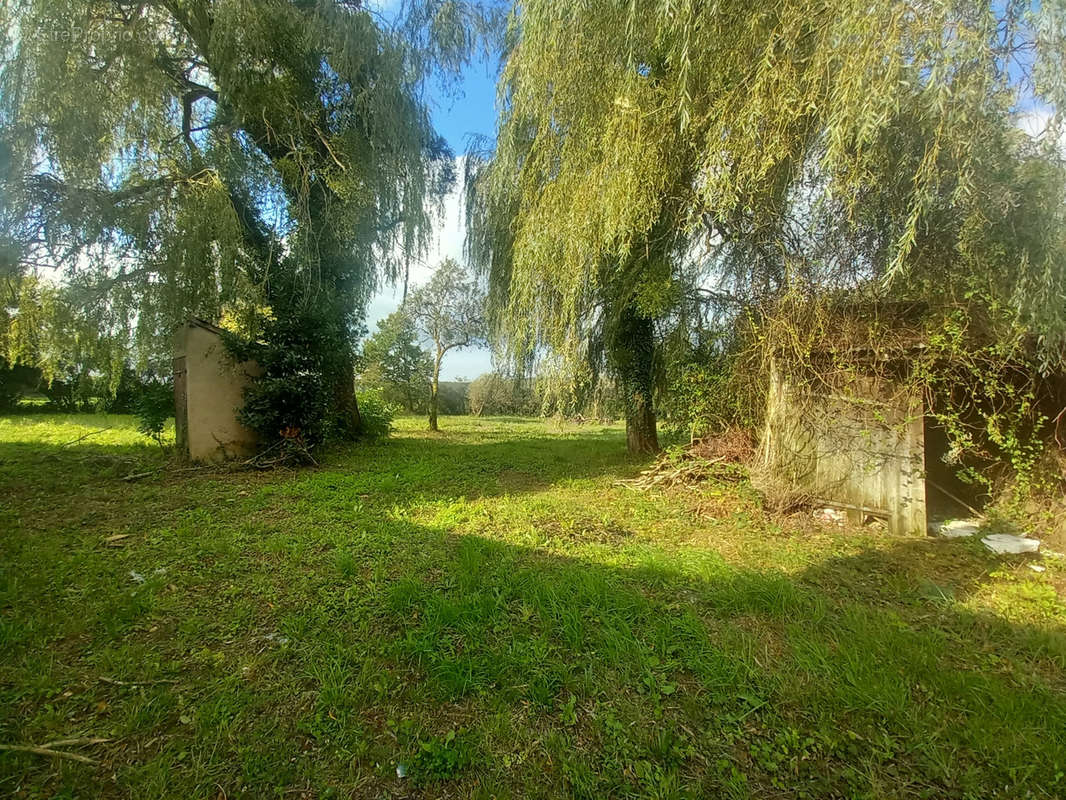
[814,507,846,525]
[930,519,981,538]
[1029,564,1047,573]
[981,533,1040,555]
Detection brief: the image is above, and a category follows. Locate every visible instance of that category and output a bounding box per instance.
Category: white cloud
[1017,108,1066,155]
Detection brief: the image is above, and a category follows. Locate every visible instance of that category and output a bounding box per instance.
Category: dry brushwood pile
[617,428,755,491]
[243,429,319,470]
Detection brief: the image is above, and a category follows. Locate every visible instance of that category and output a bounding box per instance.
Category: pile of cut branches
[243,428,318,469]
[687,427,755,463]
[618,427,754,491]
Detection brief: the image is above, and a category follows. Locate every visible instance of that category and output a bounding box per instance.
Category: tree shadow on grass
[3,511,1064,798]
[363,529,1066,798]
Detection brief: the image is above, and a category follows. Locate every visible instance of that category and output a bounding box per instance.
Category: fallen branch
[813,498,890,518]
[121,465,203,482]
[925,477,983,519]
[241,438,317,469]
[99,676,178,687]
[0,737,109,765]
[240,439,284,467]
[41,737,111,748]
[616,454,740,491]
[616,428,755,492]
[61,428,111,447]
[121,468,162,482]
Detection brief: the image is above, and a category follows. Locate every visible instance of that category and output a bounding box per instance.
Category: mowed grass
[1,414,1065,799]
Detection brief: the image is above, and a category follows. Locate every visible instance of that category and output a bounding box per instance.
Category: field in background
[1,414,1064,798]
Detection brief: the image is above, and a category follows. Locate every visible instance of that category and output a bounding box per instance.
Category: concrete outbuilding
[758,304,983,536]
[173,319,261,463]
[761,365,932,535]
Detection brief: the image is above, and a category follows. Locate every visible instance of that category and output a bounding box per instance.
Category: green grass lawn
[1,414,1064,799]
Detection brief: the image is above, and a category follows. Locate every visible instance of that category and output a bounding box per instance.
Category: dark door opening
[923,415,984,521]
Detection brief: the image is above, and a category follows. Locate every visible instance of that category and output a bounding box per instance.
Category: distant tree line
[0,359,168,415]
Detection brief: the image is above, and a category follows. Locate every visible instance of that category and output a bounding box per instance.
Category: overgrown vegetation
[1,0,495,452]
[467,0,1066,471]
[679,296,1066,511]
[2,414,1064,798]
[354,388,398,442]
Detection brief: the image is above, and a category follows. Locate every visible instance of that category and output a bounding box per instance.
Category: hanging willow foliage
[468,0,1066,416]
[1,0,494,425]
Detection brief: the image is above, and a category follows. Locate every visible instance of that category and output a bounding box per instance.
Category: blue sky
[430,48,501,156]
[363,34,501,381]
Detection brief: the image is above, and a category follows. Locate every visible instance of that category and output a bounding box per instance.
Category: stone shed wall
[761,364,927,535]
[174,321,260,463]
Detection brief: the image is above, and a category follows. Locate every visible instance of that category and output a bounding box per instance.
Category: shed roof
[185,317,229,337]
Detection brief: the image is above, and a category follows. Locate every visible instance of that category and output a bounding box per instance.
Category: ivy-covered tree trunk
[613,304,659,455]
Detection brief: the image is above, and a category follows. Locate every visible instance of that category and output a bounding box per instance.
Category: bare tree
[407,259,487,431]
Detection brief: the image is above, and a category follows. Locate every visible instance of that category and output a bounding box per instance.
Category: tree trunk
[332,349,362,438]
[429,348,442,431]
[613,303,659,455]
[625,394,658,454]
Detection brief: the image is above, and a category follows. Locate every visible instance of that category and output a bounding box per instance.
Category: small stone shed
[759,305,979,535]
[173,318,261,462]
[761,364,932,534]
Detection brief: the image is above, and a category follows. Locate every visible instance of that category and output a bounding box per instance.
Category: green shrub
[660,362,747,439]
[238,371,336,445]
[134,380,174,447]
[226,313,350,447]
[356,389,396,440]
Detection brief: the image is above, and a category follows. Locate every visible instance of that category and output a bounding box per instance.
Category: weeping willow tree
[468,0,1066,454]
[1,0,491,438]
